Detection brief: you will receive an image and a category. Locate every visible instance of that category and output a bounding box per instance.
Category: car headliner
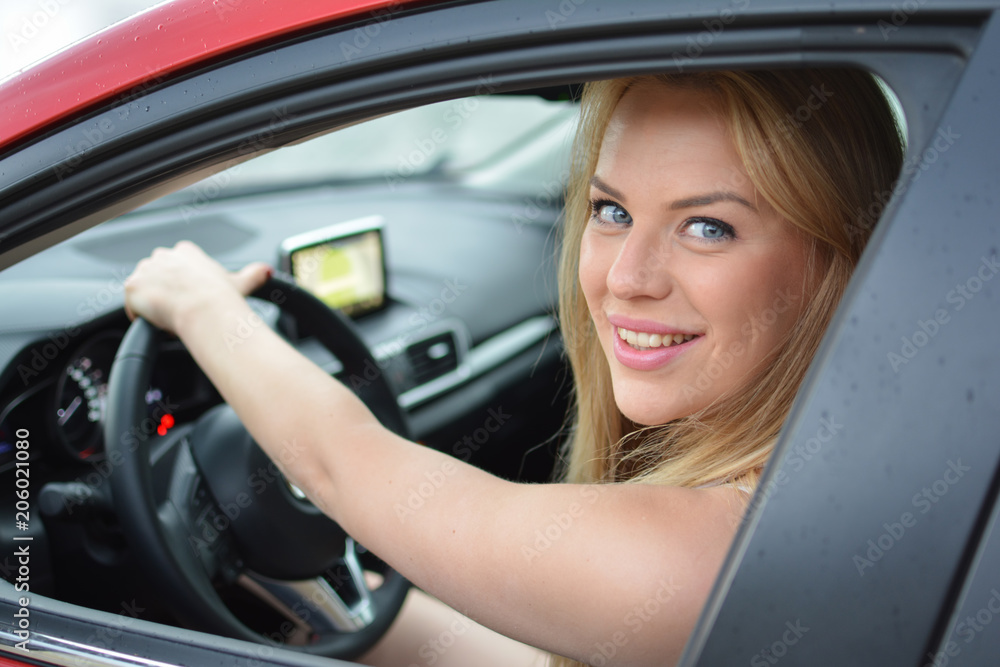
[0,0,416,153]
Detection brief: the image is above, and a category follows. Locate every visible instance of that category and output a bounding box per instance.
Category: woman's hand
[124,241,272,333]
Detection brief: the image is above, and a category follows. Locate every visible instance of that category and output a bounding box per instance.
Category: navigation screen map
[289,230,385,316]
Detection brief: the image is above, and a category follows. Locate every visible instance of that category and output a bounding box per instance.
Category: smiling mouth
[616,327,698,351]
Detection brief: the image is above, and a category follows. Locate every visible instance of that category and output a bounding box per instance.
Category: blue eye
[685,218,735,241]
[591,199,632,226]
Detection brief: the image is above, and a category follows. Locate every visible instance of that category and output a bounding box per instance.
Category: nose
[606,228,673,300]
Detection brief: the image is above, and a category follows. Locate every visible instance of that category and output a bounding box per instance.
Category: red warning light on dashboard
[157,414,175,437]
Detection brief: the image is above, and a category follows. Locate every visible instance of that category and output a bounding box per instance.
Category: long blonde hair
[549,65,902,667]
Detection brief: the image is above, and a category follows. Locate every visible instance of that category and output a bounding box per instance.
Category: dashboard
[0,178,564,518]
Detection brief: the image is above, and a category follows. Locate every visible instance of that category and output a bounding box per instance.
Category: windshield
[201,95,577,190]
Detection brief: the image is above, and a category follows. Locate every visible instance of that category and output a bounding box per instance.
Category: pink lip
[608,317,701,371]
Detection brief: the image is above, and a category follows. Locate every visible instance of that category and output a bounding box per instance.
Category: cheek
[677,261,750,333]
[578,231,606,311]
[690,255,802,349]
[725,260,808,351]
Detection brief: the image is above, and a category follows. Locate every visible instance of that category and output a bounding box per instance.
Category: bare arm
[125,242,746,665]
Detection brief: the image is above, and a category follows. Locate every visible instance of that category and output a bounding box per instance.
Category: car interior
[0,88,580,657]
[2,2,999,665]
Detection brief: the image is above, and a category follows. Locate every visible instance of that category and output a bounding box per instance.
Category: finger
[232,262,274,296]
[123,268,139,321]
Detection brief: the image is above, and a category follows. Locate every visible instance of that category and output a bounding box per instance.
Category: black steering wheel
[105,275,410,660]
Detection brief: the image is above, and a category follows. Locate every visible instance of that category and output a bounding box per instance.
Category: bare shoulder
[500,482,750,665]
[373,473,754,666]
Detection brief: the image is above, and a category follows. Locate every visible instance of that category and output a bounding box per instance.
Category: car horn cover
[188,403,348,580]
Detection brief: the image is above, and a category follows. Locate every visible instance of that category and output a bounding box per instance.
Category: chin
[614,390,696,427]
[620,409,680,427]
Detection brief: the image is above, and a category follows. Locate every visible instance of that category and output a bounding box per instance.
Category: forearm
[170,292,503,535]
[173,293,384,499]
[170,294,527,616]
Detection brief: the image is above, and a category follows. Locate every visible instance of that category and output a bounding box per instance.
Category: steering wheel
[105,275,410,659]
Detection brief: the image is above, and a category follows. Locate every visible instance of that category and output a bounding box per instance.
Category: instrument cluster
[0,329,220,471]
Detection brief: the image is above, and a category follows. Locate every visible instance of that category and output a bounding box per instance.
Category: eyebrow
[670,192,757,212]
[589,175,626,202]
[590,175,757,212]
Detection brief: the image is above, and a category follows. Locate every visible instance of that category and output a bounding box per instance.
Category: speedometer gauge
[54,331,120,460]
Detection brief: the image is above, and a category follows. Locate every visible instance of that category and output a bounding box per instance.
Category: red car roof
[0,0,418,154]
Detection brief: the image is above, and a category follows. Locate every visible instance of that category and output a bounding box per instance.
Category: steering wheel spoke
[240,539,375,636]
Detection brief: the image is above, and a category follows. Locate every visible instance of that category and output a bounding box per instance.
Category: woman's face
[579,83,814,426]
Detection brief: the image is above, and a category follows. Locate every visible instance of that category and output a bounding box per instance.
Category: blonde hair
[551,67,902,666]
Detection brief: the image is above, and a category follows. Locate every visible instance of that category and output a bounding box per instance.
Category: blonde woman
[123,69,903,666]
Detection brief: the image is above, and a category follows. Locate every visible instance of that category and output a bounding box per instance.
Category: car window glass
[201,95,578,190]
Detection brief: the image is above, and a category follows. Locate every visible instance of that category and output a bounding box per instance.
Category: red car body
[1,0,410,152]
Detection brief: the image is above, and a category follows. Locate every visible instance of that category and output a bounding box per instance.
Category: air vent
[406,332,458,385]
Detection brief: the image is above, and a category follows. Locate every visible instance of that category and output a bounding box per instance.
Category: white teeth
[616,327,696,350]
